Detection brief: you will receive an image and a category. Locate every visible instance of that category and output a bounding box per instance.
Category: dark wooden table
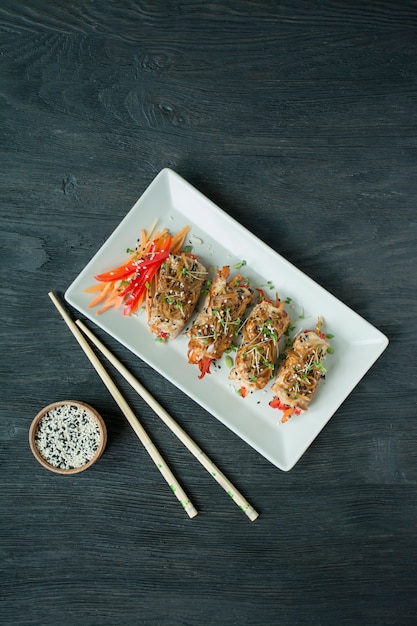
[2,2,417,624]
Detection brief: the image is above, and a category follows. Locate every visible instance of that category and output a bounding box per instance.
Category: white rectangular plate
[65,169,388,471]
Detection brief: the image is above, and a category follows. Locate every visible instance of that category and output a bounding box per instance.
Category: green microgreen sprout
[202,329,218,342]
[201,280,212,295]
[309,361,327,374]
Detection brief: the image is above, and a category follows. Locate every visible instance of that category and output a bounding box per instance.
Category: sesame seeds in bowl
[29,401,107,474]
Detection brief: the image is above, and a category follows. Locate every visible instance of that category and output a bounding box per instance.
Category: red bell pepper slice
[269,397,290,411]
[269,397,301,423]
[122,265,157,316]
[198,356,213,379]
[94,246,171,283]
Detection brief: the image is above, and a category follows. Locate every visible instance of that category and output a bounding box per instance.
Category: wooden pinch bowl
[29,400,107,475]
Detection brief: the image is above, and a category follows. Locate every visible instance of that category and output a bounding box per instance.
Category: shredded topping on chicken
[187,266,253,377]
[148,253,207,340]
[271,317,329,415]
[229,299,290,393]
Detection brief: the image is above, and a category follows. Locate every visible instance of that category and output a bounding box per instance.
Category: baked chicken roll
[270,318,330,421]
[229,298,290,396]
[147,253,207,341]
[187,266,253,378]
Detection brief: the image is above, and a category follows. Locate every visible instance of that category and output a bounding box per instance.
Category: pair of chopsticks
[48,292,259,522]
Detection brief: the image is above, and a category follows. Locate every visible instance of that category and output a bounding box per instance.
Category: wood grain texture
[1,1,417,624]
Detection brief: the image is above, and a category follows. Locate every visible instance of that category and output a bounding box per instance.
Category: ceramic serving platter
[65,168,388,471]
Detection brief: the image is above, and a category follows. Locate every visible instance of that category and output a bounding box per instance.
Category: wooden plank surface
[1,1,417,624]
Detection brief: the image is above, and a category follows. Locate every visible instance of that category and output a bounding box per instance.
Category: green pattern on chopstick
[76,317,259,522]
[48,292,198,520]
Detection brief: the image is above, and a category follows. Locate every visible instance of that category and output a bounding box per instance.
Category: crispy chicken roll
[270,318,330,422]
[148,253,207,341]
[229,298,290,396]
[187,266,253,378]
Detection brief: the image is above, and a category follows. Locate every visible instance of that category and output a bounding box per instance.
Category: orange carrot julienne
[96,299,124,315]
[84,284,106,294]
[281,408,295,423]
[171,226,190,253]
[87,281,116,308]
[85,225,190,317]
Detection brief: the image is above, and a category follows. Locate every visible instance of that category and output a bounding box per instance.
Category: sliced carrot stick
[84,284,106,294]
[281,408,295,423]
[96,293,124,314]
[87,281,116,308]
[171,226,190,253]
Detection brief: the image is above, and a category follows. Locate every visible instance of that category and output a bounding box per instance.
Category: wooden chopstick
[48,292,197,519]
[75,318,259,522]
